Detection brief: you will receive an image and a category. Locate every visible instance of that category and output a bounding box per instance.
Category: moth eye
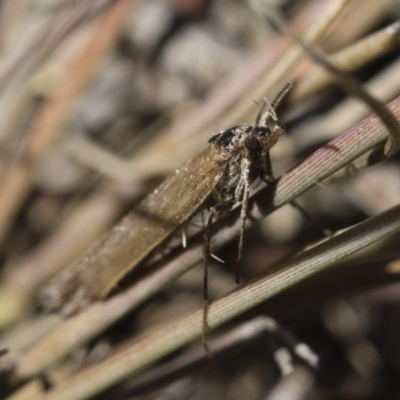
[211,127,237,147]
[258,127,271,137]
[244,136,261,152]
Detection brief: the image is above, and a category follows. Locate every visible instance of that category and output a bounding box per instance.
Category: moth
[39,82,293,313]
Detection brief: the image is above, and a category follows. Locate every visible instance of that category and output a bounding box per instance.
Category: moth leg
[260,151,274,183]
[236,158,253,284]
[202,204,224,357]
[203,207,217,302]
[237,133,268,284]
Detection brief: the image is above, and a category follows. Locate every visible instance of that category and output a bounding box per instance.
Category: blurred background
[0,0,400,399]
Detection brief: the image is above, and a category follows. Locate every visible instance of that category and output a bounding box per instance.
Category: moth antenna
[255,96,272,126]
[271,81,293,110]
[256,81,293,126]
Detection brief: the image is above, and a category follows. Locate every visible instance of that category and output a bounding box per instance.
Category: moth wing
[40,145,228,310]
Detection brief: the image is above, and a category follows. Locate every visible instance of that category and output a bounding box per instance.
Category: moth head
[209,125,245,151]
[244,135,262,154]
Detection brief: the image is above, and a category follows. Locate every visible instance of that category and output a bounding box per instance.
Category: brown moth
[39,82,293,313]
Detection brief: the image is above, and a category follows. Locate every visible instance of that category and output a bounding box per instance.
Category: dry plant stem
[0,0,133,243]
[289,20,400,105]
[13,95,400,383]
[262,7,400,163]
[321,0,391,49]
[0,315,61,361]
[0,0,114,147]
[25,204,400,400]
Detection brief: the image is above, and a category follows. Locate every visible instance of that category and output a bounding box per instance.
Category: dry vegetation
[1,0,400,399]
